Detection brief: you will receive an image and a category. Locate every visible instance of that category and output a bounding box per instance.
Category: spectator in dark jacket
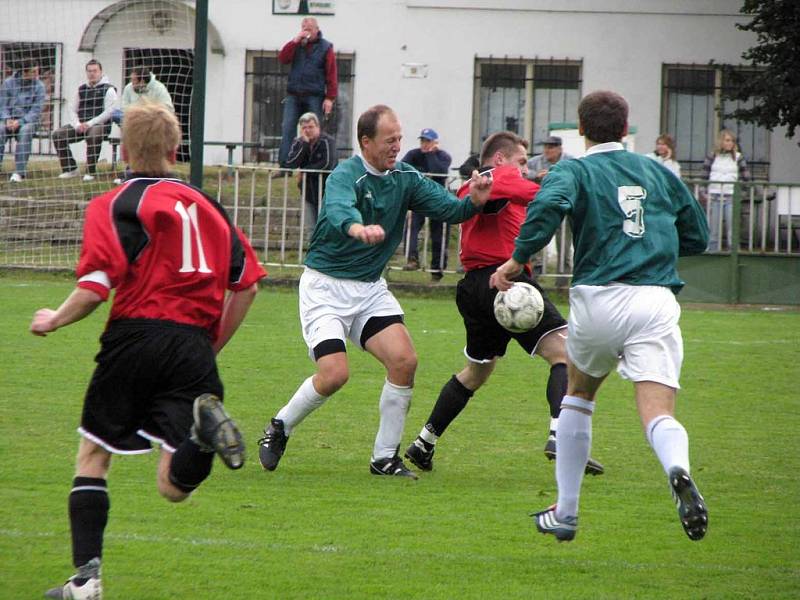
[284,111,337,231]
[402,128,453,281]
[278,17,337,166]
[0,59,46,182]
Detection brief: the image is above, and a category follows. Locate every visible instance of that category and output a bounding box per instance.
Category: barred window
[472,57,581,154]
[244,50,354,163]
[662,64,770,179]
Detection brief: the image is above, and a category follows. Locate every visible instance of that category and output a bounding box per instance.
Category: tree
[723,0,800,138]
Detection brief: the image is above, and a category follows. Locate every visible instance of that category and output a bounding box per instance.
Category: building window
[0,41,63,135]
[662,64,770,179]
[244,50,354,163]
[472,57,581,154]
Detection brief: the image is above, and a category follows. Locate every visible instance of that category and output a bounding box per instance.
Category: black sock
[547,363,568,420]
[69,477,109,569]
[426,375,475,437]
[169,438,214,493]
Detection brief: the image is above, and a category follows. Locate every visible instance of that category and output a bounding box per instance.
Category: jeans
[279,94,323,166]
[0,122,37,176]
[707,193,733,252]
[405,212,450,272]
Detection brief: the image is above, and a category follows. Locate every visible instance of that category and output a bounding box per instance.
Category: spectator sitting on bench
[111,64,174,184]
[111,64,173,126]
[0,59,46,183]
[52,59,117,182]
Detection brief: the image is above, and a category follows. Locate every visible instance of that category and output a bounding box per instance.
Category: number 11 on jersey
[174,201,212,273]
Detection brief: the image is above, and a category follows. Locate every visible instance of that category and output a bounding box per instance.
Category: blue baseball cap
[419,128,438,141]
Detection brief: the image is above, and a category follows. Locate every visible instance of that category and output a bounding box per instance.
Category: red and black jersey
[457,165,540,271]
[76,176,266,341]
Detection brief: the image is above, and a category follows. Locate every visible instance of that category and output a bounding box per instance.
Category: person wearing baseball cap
[401,128,453,281]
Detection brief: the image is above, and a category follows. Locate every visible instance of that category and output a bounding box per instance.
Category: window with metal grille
[472,57,581,154]
[662,64,770,179]
[244,50,354,163]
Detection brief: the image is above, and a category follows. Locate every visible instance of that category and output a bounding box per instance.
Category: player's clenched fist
[349,223,385,245]
[30,308,58,336]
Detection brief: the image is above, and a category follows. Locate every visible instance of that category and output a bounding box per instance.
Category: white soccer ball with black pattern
[493,282,545,333]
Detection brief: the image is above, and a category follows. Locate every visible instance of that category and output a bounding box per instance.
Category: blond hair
[714,129,739,156]
[121,99,181,175]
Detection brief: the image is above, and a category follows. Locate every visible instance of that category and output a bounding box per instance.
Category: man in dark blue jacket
[278,17,338,166]
[401,128,453,281]
[0,59,46,182]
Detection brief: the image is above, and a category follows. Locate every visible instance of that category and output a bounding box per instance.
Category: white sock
[555,395,594,521]
[549,417,559,435]
[373,380,412,461]
[646,415,690,475]
[275,376,327,436]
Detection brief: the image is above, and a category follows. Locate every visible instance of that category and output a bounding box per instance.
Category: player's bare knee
[158,478,190,503]
[316,364,349,395]
[388,350,417,385]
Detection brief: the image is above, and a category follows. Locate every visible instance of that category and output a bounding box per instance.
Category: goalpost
[0,0,208,269]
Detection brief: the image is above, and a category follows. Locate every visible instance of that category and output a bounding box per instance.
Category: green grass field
[1,272,798,599]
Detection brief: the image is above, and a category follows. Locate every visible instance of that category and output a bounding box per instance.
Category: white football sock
[275,376,327,436]
[373,379,413,461]
[549,417,559,435]
[646,415,690,475]
[555,395,594,521]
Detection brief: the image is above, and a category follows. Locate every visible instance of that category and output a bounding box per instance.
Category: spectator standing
[491,90,709,543]
[33,100,265,599]
[277,17,337,166]
[0,59,46,182]
[404,131,603,476]
[283,111,337,231]
[702,129,751,252]
[401,128,453,281]
[527,135,576,281]
[257,105,491,479]
[52,59,117,182]
[647,133,681,178]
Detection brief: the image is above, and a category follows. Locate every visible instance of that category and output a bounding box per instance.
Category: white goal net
[0,0,198,269]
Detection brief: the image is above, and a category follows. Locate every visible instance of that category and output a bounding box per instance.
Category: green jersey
[305,156,479,281]
[512,143,709,292]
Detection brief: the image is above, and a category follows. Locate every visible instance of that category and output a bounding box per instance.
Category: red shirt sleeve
[229,227,267,291]
[75,194,128,301]
[325,46,338,100]
[490,165,540,205]
[278,40,298,64]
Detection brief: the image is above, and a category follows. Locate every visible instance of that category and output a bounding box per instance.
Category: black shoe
[192,394,245,470]
[404,437,434,471]
[370,454,418,479]
[258,418,288,471]
[544,434,605,476]
[402,258,419,271]
[532,504,578,542]
[668,466,708,541]
[430,271,444,282]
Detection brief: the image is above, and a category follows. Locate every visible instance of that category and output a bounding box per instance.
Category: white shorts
[299,268,404,359]
[567,284,683,388]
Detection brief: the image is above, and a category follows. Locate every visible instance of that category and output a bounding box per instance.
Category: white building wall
[3,0,798,180]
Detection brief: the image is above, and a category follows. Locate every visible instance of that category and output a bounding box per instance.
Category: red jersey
[458,165,540,271]
[76,177,266,341]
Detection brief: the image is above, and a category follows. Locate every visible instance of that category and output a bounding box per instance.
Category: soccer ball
[493,282,544,333]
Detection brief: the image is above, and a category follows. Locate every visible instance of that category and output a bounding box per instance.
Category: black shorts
[455,266,568,362]
[80,319,223,454]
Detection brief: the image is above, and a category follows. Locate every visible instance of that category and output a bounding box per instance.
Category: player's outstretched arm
[213,283,259,354]
[489,258,524,291]
[467,170,493,208]
[30,287,103,337]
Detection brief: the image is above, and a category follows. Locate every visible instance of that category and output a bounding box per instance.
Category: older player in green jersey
[259,104,492,478]
[492,90,709,542]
